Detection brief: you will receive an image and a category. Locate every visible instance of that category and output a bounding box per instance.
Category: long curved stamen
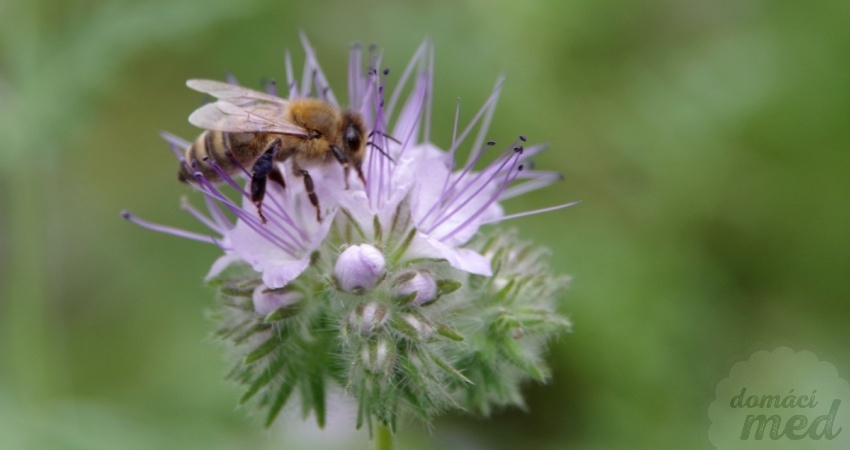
[181,196,223,233]
[204,158,308,248]
[193,173,298,255]
[439,140,522,212]
[426,147,524,234]
[437,162,524,242]
[481,201,581,225]
[418,140,494,225]
[499,171,563,200]
[122,210,220,245]
[204,195,233,232]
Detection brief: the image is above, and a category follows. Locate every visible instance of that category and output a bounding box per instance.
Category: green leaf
[354,377,368,431]
[264,368,298,428]
[436,280,462,297]
[393,272,417,285]
[373,215,383,242]
[214,318,252,340]
[339,208,367,239]
[244,334,285,364]
[390,228,417,263]
[219,285,255,297]
[498,338,547,381]
[436,323,464,341]
[310,371,327,428]
[493,278,516,304]
[206,262,257,287]
[240,356,287,404]
[430,354,472,384]
[263,303,303,322]
[394,291,419,305]
[233,323,271,344]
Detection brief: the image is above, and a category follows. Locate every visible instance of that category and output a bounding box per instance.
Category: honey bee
[179,79,367,223]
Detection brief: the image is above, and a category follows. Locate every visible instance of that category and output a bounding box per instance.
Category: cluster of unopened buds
[125,35,576,432]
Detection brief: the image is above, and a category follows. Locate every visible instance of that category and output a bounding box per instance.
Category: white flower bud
[252,285,302,316]
[394,271,438,306]
[334,244,386,293]
[348,301,389,335]
[362,338,393,374]
[400,313,434,340]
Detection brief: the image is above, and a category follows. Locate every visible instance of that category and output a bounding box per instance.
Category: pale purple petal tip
[253,286,302,315]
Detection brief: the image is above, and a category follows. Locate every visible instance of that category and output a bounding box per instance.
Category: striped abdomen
[178,131,270,183]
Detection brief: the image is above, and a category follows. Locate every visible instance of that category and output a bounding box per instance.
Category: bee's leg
[297,168,322,222]
[249,139,282,224]
[353,161,366,187]
[330,146,351,190]
[269,166,286,189]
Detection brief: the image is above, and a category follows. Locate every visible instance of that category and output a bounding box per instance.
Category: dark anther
[367,142,396,163]
[487,141,496,146]
[519,135,527,142]
[383,68,390,75]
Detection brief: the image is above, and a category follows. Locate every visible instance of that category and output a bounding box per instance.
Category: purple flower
[123,34,576,428]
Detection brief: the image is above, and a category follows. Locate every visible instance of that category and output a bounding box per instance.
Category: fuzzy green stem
[376,423,393,450]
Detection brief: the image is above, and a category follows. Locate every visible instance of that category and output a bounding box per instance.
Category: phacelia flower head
[124,33,575,432]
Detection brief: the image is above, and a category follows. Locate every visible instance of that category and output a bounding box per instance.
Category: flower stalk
[376,422,393,450]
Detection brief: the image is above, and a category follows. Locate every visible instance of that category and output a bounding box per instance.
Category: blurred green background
[1,0,848,448]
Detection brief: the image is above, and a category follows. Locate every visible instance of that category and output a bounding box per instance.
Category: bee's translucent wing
[186,79,308,136]
[188,101,308,135]
[187,79,286,105]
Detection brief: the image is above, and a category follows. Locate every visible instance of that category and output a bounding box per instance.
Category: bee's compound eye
[344,123,362,149]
